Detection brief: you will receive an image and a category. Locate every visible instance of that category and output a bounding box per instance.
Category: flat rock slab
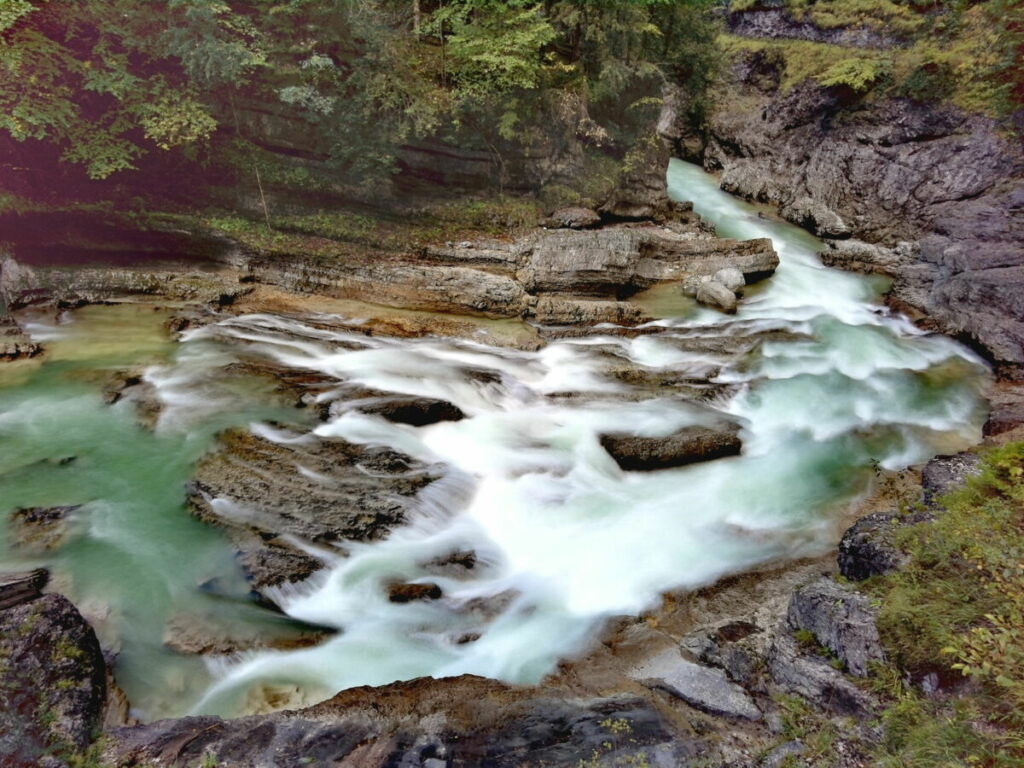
[628,648,762,720]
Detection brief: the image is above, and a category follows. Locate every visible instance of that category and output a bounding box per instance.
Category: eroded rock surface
[188,428,445,597]
[105,676,693,768]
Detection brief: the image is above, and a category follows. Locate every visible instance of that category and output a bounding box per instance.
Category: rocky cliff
[662,2,1024,378]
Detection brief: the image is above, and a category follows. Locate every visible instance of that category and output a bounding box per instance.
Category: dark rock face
[105,676,693,768]
[683,53,1024,377]
[920,452,982,506]
[0,571,107,767]
[188,428,445,597]
[766,631,873,717]
[359,396,466,427]
[387,581,443,603]
[601,423,742,471]
[787,578,885,677]
[985,382,1024,436]
[837,512,908,581]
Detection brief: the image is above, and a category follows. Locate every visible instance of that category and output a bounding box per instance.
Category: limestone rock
[682,620,763,688]
[696,279,738,313]
[532,296,647,325]
[188,428,445,598]
[0,314,41,360]
[786,577,885,677]
[105,676,693,768]
[701,73,1024,376]
[628,648,762,720]
[600,422,742,471]
[714,267,745,292]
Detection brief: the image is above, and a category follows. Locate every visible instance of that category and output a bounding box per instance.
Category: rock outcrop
[0,571,107,767]
[0,313,41,359]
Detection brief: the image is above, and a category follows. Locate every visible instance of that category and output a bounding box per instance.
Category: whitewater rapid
[153,160,987,715]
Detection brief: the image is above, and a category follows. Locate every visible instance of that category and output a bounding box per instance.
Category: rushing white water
[156,160,988,716]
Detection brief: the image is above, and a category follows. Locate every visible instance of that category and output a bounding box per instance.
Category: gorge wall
[661,1,1024,379]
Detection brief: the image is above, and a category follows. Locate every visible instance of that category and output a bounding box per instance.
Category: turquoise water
[0,305,302,720]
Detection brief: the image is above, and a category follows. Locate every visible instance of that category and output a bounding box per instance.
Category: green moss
[720,1,1019,117]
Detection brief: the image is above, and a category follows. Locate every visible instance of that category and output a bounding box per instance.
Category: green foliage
[818,56,892,93]
[721,0,1024,117]
[0,0,34,32]
[865,441,1024,765]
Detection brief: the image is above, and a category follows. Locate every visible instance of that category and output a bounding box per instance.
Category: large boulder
[0,571,107,767]
[600,423,742,471]
[695,279,738,314]
[786,578,885,677]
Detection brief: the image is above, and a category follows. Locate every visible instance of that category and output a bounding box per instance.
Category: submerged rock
[357,396,465,426]
[386,581,443,603]
[786,577,885,677]
[8,505,82,552]
[600,422,742,471]
[0,571,107,766]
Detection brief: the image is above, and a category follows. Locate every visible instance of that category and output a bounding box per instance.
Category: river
[0,160,989,720]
